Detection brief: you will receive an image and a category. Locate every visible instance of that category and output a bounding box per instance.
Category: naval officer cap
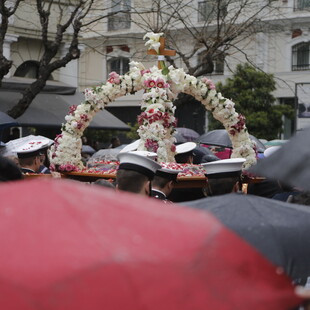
[117,152,161,180]
[155,167,183,182]
[175,142,196,155]
[16,138,50,159]
[202,158,246,179]
[129,150,158,160]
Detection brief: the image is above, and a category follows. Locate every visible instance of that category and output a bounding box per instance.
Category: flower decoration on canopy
[49,32,256,172]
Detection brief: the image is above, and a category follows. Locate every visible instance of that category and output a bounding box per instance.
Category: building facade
[4,0,310,138]
[79,0,310,138]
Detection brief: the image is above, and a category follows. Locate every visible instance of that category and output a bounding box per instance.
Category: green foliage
[209,63,294,140]
[125,122,140,140]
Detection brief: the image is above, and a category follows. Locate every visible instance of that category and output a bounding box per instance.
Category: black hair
[116,169,149,193]
[0,156,23,182]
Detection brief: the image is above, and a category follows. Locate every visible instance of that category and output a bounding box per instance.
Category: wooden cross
[147,37,176,69]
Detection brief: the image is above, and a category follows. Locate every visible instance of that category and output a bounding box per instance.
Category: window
[108,0,131,31]
[198,0,227,22]
[294,0,310,10]
[107,57,130,75]
[14,60,54,80]
[292,42,310,71]
[198,52,224,74]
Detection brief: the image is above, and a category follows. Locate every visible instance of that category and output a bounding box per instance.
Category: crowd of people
[1,132,310,309]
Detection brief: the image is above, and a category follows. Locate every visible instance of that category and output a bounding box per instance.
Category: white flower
[143,32,164,53]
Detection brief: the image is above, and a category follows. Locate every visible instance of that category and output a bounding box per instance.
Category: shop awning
[0,78,130,130]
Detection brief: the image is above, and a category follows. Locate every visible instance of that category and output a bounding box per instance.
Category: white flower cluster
[137,66,177,162]
[167,66,257,168]
[50,60,256,170]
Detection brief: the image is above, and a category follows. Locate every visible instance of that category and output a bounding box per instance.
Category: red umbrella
[0,179,302,310]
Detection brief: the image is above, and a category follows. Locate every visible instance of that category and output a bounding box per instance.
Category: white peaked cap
[120,139,141,153]
[175,142,196,154]
[117,152,161,179]
[156,167,183,182]
[16,138,51,158]
[263,146,281,158]
[202,158,246,178]
[130,150,158,160]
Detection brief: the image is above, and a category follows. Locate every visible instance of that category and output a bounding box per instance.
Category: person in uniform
[16,139,50,174]
[202,158,246,197]
[116,152,161,196]
[175,142,196,164]
[151,168,182,203]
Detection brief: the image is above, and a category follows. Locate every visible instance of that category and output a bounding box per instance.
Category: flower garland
[50,33,257,171]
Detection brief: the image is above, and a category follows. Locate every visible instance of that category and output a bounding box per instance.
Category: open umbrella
[0,111,18,130]
[175,127,200,142]
[173,131,187,144]
[81,144,96,154]
[250,127,310,191]
[199,129,266,153]
[183,193,310,285]
[0,179,301,310]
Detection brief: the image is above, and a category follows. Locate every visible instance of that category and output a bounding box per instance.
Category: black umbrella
[199,129,266,153]
[182,193,310,285]
[0,111,18,130]
[250,127,310,191]
[173,131,187,144]
[175,127,200,142]
[192,145,220,164]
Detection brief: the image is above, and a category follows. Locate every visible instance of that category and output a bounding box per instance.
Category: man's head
[116,152,161,195]
[16,139,50,173]
[202,158,246,196]
[175,142,196,164]
[152,168,182,197]
[0,156,23,182]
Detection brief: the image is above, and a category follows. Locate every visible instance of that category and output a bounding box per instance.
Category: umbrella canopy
[0,179,301,310]
[0,111,19,130]
[183,193,310,285]
[250,127,310,191]
[81,144,96,154]
[199,129,266,153]
[175,127,200,142]
[0,88,129,130]
[192,145,220,164]
[173,131,187,144]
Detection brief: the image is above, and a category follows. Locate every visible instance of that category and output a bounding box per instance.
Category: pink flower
[107,72,121,84]
[58,164,79,172]
[201,77,216,90]
[54,134,63,145]
[230,114,246,133]
[145,139,159,152]
[80,114,89,121]
[140,69,151,75]
[171,144,176,152]
[69,105,77,115]
[156,78,167,88]
[76,121,83,129]
[144,79,156,88]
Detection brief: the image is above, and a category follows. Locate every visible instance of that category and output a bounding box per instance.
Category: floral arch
[50,35,257,172]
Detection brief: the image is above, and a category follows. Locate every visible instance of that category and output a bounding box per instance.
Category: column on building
[4,34,19,78]
[59,43,84,87]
